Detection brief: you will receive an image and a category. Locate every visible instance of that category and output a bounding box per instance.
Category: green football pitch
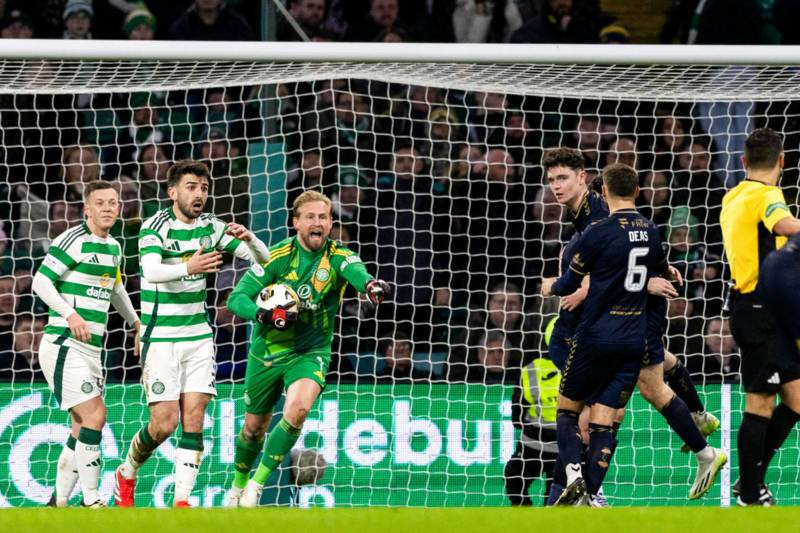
[1,508,797,533]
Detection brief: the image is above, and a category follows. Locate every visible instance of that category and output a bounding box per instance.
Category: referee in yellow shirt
[721,128,800,506]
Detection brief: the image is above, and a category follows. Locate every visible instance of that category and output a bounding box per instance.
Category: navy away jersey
[552,209,668,345]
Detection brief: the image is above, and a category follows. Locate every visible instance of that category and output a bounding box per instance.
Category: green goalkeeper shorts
[243,351,330,415]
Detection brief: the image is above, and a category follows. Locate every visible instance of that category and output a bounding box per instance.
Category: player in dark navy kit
[753,233,800,502]
[544,149,717,436]
[542,163,727,505]
[543,149,722,502]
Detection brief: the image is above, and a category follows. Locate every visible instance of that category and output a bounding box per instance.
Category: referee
[720,128,800,506]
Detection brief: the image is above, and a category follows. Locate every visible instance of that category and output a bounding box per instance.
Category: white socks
[55,444,79,506]
[75,430,102,505]
[173,447,202,503]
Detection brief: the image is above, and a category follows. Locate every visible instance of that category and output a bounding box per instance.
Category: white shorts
[39,335,103,411]
[141,337,216,403]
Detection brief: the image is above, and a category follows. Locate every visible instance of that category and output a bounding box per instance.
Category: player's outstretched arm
[222,222,270,264]
[332,249,391,305]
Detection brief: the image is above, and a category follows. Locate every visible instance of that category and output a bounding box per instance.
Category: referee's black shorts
[729,291,800,394]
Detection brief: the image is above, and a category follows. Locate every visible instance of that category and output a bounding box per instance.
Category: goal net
[1,41,799,508]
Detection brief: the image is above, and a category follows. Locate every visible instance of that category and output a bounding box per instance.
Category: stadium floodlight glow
[2,40,800,507]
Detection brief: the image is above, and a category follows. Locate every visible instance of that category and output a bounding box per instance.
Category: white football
[256,283,300,311]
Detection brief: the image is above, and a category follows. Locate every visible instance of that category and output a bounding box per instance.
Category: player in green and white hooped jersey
[226,190,391,507]
[32,181,141,508]
[114,160,269,508]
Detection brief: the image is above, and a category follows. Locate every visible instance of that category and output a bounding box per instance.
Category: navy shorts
[560,338,643,409]
[548,325,572,372]
[643,307,666,367]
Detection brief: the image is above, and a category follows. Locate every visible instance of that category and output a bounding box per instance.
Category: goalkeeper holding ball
[226,190,390,507]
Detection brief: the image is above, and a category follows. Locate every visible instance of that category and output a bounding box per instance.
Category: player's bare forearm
[227,274,264,321]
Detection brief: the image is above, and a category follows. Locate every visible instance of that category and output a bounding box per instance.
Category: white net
[1,50,799,507]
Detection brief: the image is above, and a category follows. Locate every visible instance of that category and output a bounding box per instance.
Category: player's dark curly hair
[167,159,211,188]
[745,128,783,171]
[602,163,638,198]
[542,147,585,172]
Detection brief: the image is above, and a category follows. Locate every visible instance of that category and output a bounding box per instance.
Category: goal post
[1,40,799,508]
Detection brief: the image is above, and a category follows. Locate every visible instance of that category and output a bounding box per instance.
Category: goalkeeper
[226,190,390,507]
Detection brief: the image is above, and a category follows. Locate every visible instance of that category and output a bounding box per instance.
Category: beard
[177,197,205,220]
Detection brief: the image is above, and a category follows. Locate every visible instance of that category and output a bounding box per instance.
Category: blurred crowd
[0,0,795,45]
[1,0,799,387]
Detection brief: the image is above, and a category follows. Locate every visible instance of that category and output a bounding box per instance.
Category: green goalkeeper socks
[232,430,264,489]
[252,418,302,485]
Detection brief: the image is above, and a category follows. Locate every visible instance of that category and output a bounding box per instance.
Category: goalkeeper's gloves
[256,302,298,330]
[365,279,391,306]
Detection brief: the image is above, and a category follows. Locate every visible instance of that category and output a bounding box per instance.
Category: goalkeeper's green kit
[227,235,373,414]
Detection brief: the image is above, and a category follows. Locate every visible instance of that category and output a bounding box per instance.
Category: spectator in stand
[1,9,34,39]
[637,170,672,228]
[123,4,156,40]
[427,107,464,178]
[466,281,528,371]
[0,276,16,351]
[197,127,249,223]
[386,85,444,149]
[170,0,254,41]
[213,290,249,381]
[374,143,436,315]
[45,200,83,252]
[137,143,172,218]
[468,147,529,290]
[467,92,508,145]
[511,0,598,44]
[0,314,47,383]
[376,332,417,381]
[427,282,469,359]
[278,0,327,41]
[287,148,327,207]
[63,0,93,39]
[374,26,408,42]
[453,0,523,43]
[653,115,691,171]
[330,166,376,254]
[347,0,407,42]
[464,329,517,384]
[60,144,102,202]
[664,294,705,357]
[571,114,603,175]
[119,92,166,168]
[324,89,374,168]
[685,317,740,384]
[110,176,143,278]
[529,185,563,276]
[604,136,638,171]
[672,134,725,248]
[503,112,541,168]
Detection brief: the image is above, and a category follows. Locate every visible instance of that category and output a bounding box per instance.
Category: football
[256,283,300,312]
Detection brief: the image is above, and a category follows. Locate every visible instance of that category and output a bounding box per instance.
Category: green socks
[252,419,302,485]
[233,430,264,489]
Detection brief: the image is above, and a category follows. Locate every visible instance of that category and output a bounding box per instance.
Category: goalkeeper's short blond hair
[293,189,332,218]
